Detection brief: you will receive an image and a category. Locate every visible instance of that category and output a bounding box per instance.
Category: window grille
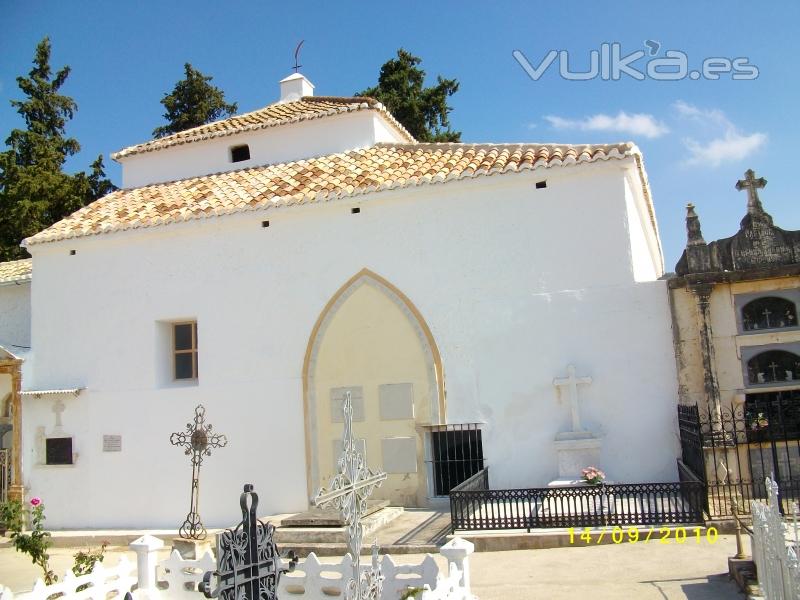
[425,423,485,496]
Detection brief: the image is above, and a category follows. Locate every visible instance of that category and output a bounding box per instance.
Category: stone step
[275,507,404,544]
[281,542,440,558]
[452,524,710,551]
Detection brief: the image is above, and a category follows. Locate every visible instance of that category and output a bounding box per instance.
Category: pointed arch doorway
[302,269,445,507]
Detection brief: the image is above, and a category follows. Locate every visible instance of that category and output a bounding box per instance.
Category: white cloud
[673,101,767,167]
[544,111,669,139]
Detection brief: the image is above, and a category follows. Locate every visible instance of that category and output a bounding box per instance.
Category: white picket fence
[279,552,439,599]
[0,536,476,600]
[0,556,137,600]
[751,477,800,600]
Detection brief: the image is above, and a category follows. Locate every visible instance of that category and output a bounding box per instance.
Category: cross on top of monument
[553,364,593,433]
[735,169,767,214]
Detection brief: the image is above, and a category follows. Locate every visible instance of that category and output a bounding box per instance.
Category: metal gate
[678,392,800,516]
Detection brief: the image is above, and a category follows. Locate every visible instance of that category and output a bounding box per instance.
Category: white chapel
[0,73,680,528]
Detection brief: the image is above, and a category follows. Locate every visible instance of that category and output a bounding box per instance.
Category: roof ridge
[111,96,414,161]
[377,141,637,151]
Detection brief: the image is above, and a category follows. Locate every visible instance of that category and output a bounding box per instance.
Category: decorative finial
[735,169,767,215]
[293,40,305,73]
[685,202,705,246]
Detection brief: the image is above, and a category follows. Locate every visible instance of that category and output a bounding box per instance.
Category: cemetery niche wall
[672,170,800,517]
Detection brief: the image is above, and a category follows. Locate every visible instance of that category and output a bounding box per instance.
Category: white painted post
[439,537,474,596]
[130,534,165,593]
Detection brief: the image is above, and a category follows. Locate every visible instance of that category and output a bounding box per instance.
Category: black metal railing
[678,404,706,483]
[450,480,705,531]
[677,393,800,517]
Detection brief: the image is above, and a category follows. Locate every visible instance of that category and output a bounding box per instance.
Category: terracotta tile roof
[0,259,32,284]
[111,97,415,160]
[26,142,654,246]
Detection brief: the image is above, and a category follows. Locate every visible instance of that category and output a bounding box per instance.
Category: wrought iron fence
[678,395,800,517]
[0,449,9,504]
[449,477,704,531]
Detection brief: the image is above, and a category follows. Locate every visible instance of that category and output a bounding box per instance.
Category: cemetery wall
[670,275,800,412]
[23,158,678,527]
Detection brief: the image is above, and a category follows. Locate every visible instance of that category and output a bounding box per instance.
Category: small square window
[173,322,198,380]
[230,144,250,163]
[46,437,73,465]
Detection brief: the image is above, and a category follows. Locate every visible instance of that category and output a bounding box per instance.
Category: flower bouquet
[581,466,606,486]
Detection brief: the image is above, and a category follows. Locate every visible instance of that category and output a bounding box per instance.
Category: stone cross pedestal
[551,364,603,480]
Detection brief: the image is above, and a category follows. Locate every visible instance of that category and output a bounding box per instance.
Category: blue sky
[2,1,798,269]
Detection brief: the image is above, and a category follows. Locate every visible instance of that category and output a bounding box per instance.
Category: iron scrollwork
[170,404,228,540]
[200,484,297,600]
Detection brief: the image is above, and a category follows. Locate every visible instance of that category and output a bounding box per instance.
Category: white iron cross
[553,364,593,432]
[313,391,387,599]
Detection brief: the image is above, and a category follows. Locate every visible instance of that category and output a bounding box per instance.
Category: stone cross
[52,398,65,433]
[170,405,228,540]
[553,364,593,432]
[736,169,767,213]
[313,391,387,600]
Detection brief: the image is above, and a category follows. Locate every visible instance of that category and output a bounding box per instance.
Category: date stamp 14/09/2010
[569,526,719,545]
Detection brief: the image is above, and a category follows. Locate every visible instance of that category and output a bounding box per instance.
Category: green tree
[86,154,117,202]
[153,63,238,138]
[0,37,113,261]
[358,49,460,142]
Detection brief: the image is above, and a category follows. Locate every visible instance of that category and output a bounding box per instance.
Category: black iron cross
[736,169,767,212]
[200,484,297,600]
[170,404,227,540]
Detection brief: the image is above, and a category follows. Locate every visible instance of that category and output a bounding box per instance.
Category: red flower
[30,497,41,507]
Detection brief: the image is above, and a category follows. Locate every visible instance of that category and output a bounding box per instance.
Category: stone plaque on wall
[330,387,365,422]
[332,438,367,472]
[381,437,418,473]
[103,435,122,452]
[379,383,415,420]
[331,385,364,423]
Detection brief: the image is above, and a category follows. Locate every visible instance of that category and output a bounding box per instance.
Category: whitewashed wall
[0,282,31,350]
[120,110,406,189]
[23,158,679,528]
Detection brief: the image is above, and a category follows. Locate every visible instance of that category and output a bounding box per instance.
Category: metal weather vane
[170,404,228,540]
[313,391,387,599]
[293,40,305,73]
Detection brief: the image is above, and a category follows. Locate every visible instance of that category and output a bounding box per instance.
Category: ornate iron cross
[170,404,227,540]
[313,391,387,600]
[200,484,297,600]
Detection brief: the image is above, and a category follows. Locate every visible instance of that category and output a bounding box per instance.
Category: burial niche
[747,350,800,385]
[742,297,797,332]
